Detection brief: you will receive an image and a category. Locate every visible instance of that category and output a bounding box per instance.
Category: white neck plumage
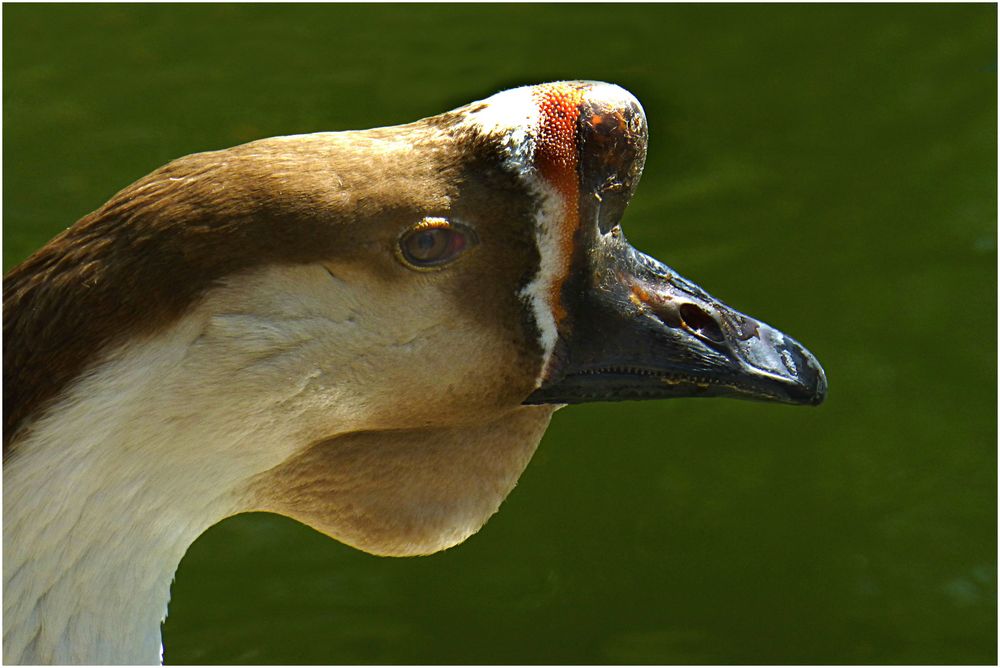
[3,305,288,664]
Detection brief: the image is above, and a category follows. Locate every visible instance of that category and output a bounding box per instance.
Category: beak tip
[795,348,828,406]
[810,364,829,406]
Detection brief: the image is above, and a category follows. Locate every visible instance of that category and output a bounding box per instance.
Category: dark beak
[524,233,828,406]
[521,82,827,407]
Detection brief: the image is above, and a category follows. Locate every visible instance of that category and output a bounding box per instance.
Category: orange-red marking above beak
[532,84,586,324]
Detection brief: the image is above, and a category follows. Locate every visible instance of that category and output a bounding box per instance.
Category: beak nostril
[679,303,725,343]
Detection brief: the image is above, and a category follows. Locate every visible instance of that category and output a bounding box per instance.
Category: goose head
[3,81,825,664]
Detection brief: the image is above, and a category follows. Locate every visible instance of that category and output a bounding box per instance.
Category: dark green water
[4,4,996,664]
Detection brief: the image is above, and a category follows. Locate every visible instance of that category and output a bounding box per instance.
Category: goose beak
[524,237,828,406]
[520,81,826,407]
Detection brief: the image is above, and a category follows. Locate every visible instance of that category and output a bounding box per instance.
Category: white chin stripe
[462,82,646,387]
[460,84,561,386]
[519,179,565,385]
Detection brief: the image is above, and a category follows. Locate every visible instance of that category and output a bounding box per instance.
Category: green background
[4,4,996,664]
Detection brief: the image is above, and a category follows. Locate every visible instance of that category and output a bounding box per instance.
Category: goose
[2,81,826,664]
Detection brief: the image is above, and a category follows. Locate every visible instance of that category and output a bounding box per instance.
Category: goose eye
[397,219,476,270]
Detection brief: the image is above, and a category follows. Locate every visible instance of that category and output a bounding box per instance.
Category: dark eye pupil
[415,231,440,254]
